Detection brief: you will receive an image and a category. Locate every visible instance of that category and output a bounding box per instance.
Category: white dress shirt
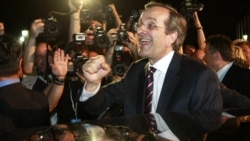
[217,62,233,82]
[79,51,179,140]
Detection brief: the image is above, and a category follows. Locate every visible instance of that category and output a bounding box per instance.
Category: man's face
[241,44,250,65]
[35,42,53,73]
[204,44,217,71]
[136,6,172,64]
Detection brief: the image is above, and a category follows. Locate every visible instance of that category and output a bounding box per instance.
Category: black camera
[127,10,143,32]
[80,9,93,24]
[118,23,129,42]
[112,44,126,76]
[181,0,204,22]
[68,53,89,74]
[93,26,110,49]
[43,17,62,39]
[101,5,114,23]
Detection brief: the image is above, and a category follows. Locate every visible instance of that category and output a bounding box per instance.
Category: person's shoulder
[179,53,214,75]
[127,58,148,70]
[25,86,48,104]
[230,63,250,75]
[180,53,207,67]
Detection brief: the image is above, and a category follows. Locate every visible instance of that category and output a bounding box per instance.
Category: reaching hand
[30,19,44,38]
[50,49,69,79]
[68,0,84,12]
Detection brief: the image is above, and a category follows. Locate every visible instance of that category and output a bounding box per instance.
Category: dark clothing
[56,77,98,124]
[0,82,50,136]
[82,52,223,116]
[222,64,250,98]
[32,77,48,91]
[220,83,250,109]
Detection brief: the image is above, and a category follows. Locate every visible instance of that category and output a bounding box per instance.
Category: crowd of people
[1,0,250,140]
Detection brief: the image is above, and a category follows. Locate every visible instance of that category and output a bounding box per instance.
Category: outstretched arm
[23,19,44,74]
[193,12,206,50]
[44,49,69,112]
[68,0,84,42]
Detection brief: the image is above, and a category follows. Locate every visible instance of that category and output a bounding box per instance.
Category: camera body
[127,10,143,32]
[111,23,130,76]
[43,17,62,39]
[80,9,93,24]
[68,53,88,74]
[181,0,204,22]
[93,26,110,49]
[182,0,204,13]
[112,44,126,76]
[73,33,85,44]
[118,23,128,42]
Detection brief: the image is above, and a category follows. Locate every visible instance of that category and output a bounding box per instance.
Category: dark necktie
[145,67,156,113]
[144,67,159,134]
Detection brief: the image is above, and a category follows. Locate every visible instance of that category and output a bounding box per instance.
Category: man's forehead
[141,7,169,20]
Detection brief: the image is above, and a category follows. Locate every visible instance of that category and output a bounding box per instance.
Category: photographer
[22,0,78,124]
[83,3,122,48]
[105,24,139,80]
[22,18,69,114]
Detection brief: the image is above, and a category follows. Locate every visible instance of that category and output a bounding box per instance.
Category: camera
[73,33,85,44]
[80,9,93,24]
[42,17,62,39]
[181,0,204,22]
[118,23,128,42]
[101,5,114,23]
[68,53,89,74]
[127,10,143,32]
[112,44,126,76]
[93,26,110,49]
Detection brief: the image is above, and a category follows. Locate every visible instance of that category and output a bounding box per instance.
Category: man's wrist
[53,77,65,85]
[85,82,101,92]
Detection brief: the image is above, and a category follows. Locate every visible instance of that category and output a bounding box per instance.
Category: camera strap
[69,81,81,123]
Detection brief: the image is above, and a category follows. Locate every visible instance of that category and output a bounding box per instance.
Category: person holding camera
[22,0,83,125]
[22,18,69,113]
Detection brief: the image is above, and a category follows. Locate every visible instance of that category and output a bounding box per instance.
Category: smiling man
[78,1,223,140]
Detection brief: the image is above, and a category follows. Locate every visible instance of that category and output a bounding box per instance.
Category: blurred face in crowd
[136,6,176,64]
[204,44,219,71]
[35,42,53,73]
[84,20,102,46]
[241,43,250,66]
[0,22,4,35]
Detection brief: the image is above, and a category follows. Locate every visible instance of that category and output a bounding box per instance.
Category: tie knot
[149,67,156,74]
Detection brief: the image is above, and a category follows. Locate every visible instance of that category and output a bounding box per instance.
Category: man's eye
[147,23,156,30]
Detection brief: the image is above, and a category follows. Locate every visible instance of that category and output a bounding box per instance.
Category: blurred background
[0,0,249,46]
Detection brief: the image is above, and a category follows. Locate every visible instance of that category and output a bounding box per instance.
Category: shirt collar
[217,62,233,82]
[0,78,20,88]
[150,51,175,73]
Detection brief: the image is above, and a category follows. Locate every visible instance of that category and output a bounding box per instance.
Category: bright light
[21,30,29,37]
[19,36,25,43]
[242,34,248,41]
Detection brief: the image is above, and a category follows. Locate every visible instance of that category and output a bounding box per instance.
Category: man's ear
[213,51,221,60]
[165,31,178,46]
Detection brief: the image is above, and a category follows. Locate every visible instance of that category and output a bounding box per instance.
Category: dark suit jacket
[222,64,250,98]
[0,82,50,136]
[83,52,223,116]
[220,83,250,109]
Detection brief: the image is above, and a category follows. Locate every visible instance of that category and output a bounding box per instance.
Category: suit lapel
[136,63,149,114]
[157,53,181,113]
